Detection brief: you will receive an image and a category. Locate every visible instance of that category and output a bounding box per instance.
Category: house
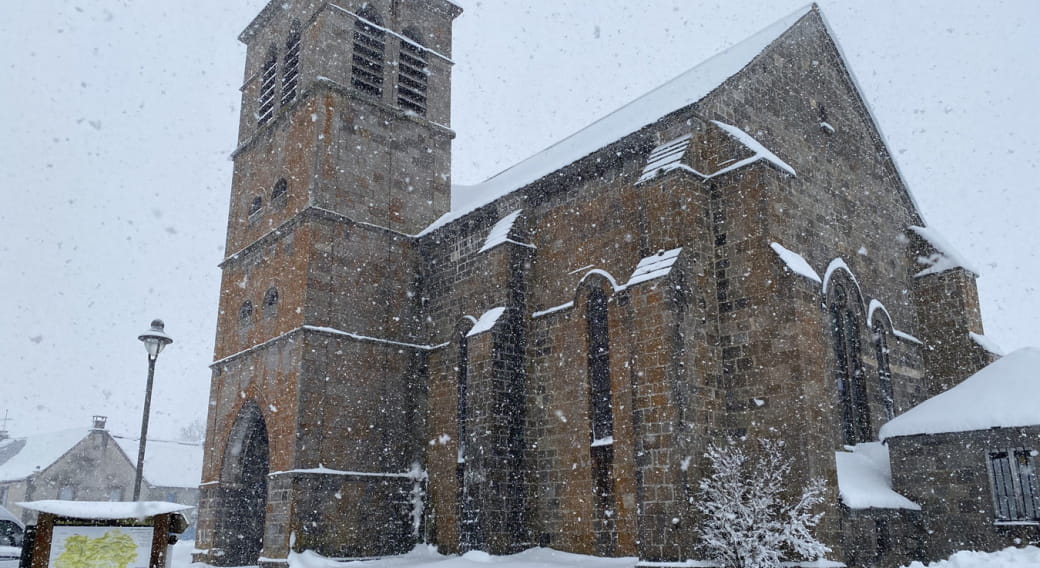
[195,2,1013,567]
[0,416,201,534]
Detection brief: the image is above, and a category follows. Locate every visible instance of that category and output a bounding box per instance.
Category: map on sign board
[49,526,154,568]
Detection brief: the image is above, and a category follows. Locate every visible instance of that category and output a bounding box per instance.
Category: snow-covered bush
[694,438,830,568]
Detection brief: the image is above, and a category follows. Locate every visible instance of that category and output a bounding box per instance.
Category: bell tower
[196,1,461,564]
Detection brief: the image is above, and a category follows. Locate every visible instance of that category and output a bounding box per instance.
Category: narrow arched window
[262,287,279,318]
[239,300,254,325]
[586,287,616,554]
[455,329,478,551]
[873,319,894,421]
[351,9,385,97]
[397,29,428,116]
[281,22,301,106]
[248,195,263,217]
[271,178,288,201]
[257,47,278,125]
[830,283,870,445]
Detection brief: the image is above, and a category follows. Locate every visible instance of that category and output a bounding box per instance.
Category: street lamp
[134,319,173,500]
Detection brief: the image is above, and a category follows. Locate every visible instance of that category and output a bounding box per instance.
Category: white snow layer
[879,347,1040,440]
[821,258,860,294]
[834,443,919,510]
[0,428,91,481]
[626,248,683,287]
[898,546,1040,568]
[909,225,980,277]
[112,436,202,489]
[710,121,797,177]
[478,210,533,253]
[770,243,821,283]
[287,545,637,568]
[637,135,693,183]
[423,4,814,236]
[18,500,192,520]
[467,307,507,337]
[969,332,1004,356]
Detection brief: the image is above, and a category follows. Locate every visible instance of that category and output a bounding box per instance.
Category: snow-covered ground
[170,542,1040,568]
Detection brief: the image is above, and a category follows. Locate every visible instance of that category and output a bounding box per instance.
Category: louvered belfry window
[281,24,301,106]
[257,49,278,125]
[352,13,386,97]
[397,36,428,115]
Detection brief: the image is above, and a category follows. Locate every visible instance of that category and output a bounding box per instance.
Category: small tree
[694,438,830,568]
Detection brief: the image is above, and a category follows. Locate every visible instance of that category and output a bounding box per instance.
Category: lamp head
[138,319,173,359]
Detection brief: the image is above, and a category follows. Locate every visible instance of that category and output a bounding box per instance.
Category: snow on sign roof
[834,442,920,511]
[112,436,203,489]
[18,500,192,520]
[626,248,683,287]
[423,4,815,236]
[0,428,89,482]
[879,347,1040,440]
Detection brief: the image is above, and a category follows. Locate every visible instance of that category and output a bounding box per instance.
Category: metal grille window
[351,14,385,97]
[988,449,1040,522]
[257,49,278,125]
[397,36,428,115]
[281,23,301,106]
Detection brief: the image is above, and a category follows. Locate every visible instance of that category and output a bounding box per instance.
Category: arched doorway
[218,402,269,566]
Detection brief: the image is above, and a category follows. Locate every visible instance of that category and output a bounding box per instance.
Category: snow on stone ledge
[19,500,192,520]
[909,225,979,277]
[479,210,534,253]
[637,134,693,184]
[467,307,507,337]
[626,248,682,287]
[969,332,1004,356]
[879,347,1040,440]
[770,242,821,283]
[898,546,1040,568]
[835,443,920,511]
[711,121,797,177]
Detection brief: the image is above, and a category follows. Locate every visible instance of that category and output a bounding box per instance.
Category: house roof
[112,436,202,489]
[421,4,816,236]
[0,428,90,482]
[879,347,1040,440]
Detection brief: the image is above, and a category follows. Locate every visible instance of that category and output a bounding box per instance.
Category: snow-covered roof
[770,242,821,283]
[626,248,683,287]
[18,500,192,520]
[0,428,90,482]
[112,436,203,489]
[422,4,815,236]
[879,347,1040,440]
[834,442,919,510]
[909,225,979,277]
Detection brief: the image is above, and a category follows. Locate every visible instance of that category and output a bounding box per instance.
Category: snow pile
[112,436,202,488]
[909,225,979,277]
[18,500,191,520]
[637,134,693,184]
[626,248,683,287]
[834,443,919,510]
[880,348,1040,440]
[769,243,821,283]
[899,546,1040,568]
[478,210,534,253]
[467,307,507,337]
[285,545,636,568]
[0,428,92,482]
[711,121,796,177]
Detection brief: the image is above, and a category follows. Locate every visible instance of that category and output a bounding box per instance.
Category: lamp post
[134,319,173,501]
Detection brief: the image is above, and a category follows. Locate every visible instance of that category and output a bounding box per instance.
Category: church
[194,2,1031,567]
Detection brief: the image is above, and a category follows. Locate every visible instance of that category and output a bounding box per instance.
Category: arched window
[262,287,279,317]
[248,195,263,217]
[830,282,870,445]
[454,324,479,551]
[281,21,301,106]
[257,47,278,125]
[271,178,288,201]
[872,318,895,422]
[586,287,616,554]
[239,300,254,325]
[351,9,385,97]
[397,29,428,115]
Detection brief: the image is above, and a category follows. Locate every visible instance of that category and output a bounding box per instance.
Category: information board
[48,525,154,568]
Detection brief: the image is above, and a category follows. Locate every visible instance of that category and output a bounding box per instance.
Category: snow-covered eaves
[909,225,979,277]
[969,331,1004,356]
[626,248,682,287]
[711,121,796,177]
[19,500,192,520]
[835,442,920,511]
[467,307,507,337]
[637,135,693,184]
[879,347,1040,440]
[770,242,821,283]
[112,436,202,489]
[479,210,534,253]
[0,428,89,482]
[421,4,814,236]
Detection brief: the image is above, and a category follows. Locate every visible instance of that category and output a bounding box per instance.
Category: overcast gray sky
[1,1,1037,440]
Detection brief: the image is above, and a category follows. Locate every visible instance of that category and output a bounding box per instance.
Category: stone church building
[195,2,1020,567]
